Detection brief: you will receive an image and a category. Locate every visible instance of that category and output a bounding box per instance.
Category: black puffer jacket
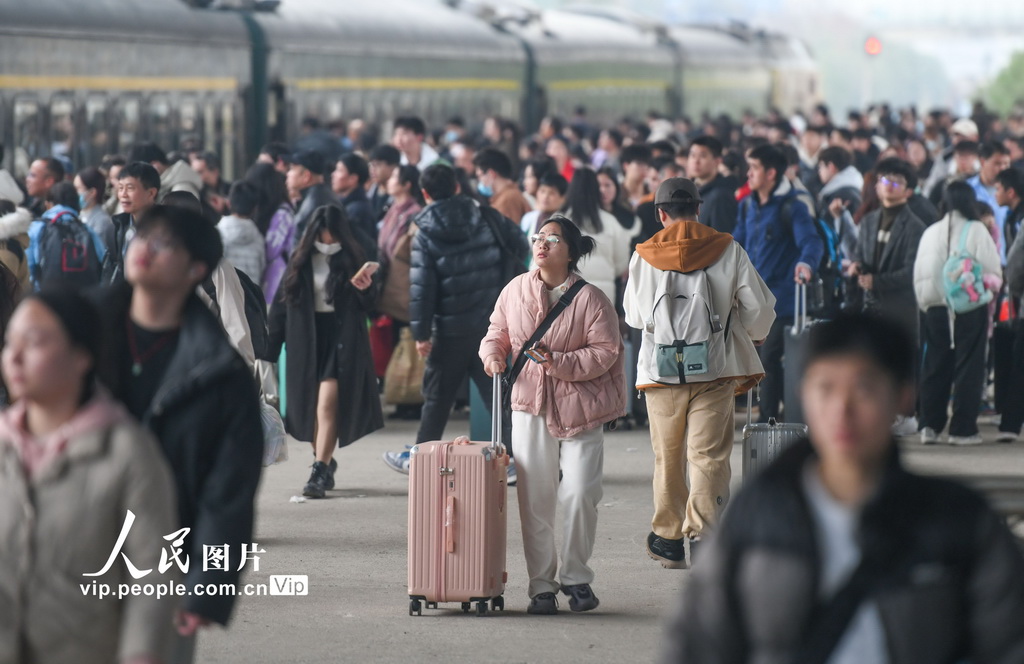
[660,439,1024,664]
[698,174,740,234]
[410,196,528,340]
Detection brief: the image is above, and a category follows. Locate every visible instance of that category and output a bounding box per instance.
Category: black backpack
[37,210,101,288]
[202,267,272,362]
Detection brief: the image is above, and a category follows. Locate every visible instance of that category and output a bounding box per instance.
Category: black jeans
[919,306,988,437]
[757,315,793,422]
[999,320,1024,434]
[416,334,495,446]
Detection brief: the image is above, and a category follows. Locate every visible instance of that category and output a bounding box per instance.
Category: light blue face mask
[78,192,89,210]
[445,130,460,144]
[476,181,493,198]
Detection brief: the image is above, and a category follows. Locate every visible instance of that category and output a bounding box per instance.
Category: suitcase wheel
[425,601,438,610]
[461,602,471,613]
[409,599,422,617]
[476,601,488,616]
[491,596,504,612]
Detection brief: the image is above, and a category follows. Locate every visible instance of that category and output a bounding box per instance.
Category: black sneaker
[527,592,558,615]
[324,457,337,490]
[303,461,330,499]
[560,584,600,612]
[647,532,686,569]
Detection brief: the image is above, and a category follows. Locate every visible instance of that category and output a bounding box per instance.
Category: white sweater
[913,212,1001,312]
[567,208,635,304]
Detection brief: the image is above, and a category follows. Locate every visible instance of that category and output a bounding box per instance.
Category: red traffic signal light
[864,36,882,56]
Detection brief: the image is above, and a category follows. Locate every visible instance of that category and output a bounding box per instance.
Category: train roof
[507,9,675,67]
[0,0,249,45]
[669,25,764,67]
[253,0,524,63]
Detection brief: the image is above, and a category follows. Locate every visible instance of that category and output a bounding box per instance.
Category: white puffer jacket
[913,212,1001,312]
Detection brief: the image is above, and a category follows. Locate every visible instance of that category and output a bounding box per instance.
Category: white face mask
[314,241,342,255]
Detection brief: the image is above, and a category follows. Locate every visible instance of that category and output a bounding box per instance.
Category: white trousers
[511,411,604,598]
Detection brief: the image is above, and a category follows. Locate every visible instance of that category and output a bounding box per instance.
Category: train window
[203,101,219,153]
[49,96,75,166]
[84,95,111,169]
[147,96,173,153]
[13,98,43,168]
[179,98,201,153]
[326,97,343,123]
[220,101,236,181]
[117,97,141,154]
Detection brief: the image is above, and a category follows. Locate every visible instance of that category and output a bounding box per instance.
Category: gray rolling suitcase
[742,389,808,480]
[782,282,812,425]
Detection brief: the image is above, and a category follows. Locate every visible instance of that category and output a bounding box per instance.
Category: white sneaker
[996,431,1018,443]
[891,415,919,438]
[920,427,940,445]
[948,434,983,446]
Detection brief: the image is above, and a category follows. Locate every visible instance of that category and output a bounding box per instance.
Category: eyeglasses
[878,176,907,190]
[530,233,562,246]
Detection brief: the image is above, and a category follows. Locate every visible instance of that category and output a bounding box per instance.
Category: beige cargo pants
[645,380,734,540]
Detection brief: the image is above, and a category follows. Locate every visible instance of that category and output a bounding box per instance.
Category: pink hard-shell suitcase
[407,374,509,616]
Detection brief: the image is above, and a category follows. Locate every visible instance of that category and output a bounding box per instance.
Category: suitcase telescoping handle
[792,281,808,336]
[491,373,506,454]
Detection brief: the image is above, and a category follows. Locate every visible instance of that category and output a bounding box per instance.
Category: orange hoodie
[636,220,733,274]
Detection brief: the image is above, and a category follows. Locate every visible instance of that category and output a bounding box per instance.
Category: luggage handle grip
[793,281,808,335]
[445,496,455,553]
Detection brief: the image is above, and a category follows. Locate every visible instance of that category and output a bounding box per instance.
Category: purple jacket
[263,204,296,304]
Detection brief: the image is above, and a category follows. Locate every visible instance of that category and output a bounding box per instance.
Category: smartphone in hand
[524,347,547,363]
[352,261,380,282]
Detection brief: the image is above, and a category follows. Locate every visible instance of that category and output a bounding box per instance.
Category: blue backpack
[37,210,102,289]
[942,221,991,314]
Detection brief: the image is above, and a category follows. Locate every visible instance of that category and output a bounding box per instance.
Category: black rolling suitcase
[782,282,812,425]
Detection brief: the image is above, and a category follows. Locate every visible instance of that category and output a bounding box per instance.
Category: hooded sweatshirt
[623,220,776,393]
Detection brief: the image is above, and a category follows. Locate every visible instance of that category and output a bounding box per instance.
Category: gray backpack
[645,267,726,384]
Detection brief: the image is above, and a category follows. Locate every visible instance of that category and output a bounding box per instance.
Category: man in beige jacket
[624,177,776,569]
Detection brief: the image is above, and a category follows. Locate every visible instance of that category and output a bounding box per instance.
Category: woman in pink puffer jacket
[480,215,625,616]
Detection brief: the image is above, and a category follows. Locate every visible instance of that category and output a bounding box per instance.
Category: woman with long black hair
[269,205,384,497]
[245,162,295,305]
[558,168,634,304]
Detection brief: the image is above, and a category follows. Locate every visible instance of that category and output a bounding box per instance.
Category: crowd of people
[1,98,1024,660]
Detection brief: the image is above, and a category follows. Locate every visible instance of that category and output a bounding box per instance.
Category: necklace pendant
[132,362,142,377]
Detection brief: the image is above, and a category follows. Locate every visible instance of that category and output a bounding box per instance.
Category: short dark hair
[806,124,830,137]
[259,142,290,162]
[874,157,917,190]
[46,181,79,211]
[118,162,161,192]
[996,168,1024,198]
[194,151,221,172]
[601,128,624,148]
[369,144,401,165]
[620,144,652,166]
[779,143,800,168]
[100,154,126,173]
[337,153,370,187]
[128,142,169,166]
[659,200,700,221]
[832,128,853,143]
[538,172,569,196]
[420,163,458,201]
[37,157,65,183]
[394,116,426,136]
[805,310,915,386]
[818,147,852,171]
[473,147,513,180]
[852,128,874,141]
[747,144,788,187]
[161,190,203,214]
[690,135,724,159]
[228,181,259,217]
[979,140,1010,161]
[953,140,979,156]
[649,140,678,157]
[537,214,596,273]
[136,204,223,275]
